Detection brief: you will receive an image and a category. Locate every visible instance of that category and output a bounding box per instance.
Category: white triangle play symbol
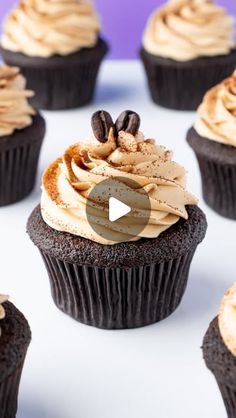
[109,197,131,223]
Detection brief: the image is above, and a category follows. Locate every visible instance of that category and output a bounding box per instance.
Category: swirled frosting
[41,129,197,245]
[143,0,235,61]
[219,283,236,357]
[1,0,101,58]
[195,71,236,147]
[0,65,35,137]
[0,295,9,337]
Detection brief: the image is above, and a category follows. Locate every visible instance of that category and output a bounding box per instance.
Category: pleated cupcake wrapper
[22,59,103,110]
[40,247,196,329]
[140,48,236,110]
[1,39,108,110]
[0,139,42,206]
[0,360,25,418]
[195,154,236,219]
[214,377,236,418]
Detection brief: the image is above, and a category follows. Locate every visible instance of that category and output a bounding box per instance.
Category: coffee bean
[91,110,115,143]
[115,110,140,136]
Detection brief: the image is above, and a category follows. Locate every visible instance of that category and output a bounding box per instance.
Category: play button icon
[86,176,151,244]
[109,197,131,222]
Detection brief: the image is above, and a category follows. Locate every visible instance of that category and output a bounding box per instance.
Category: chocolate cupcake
[0,295,31,418]
[203,283,236,418]
[0,65,45,206]
[187,71,236,219]
[140,0,236,110]
[0,0,108,110]
[27,110,207,329]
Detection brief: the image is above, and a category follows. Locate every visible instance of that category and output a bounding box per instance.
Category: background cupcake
[203,283,236,418]
[0,0,108,110]
[187,71,236,219]
[0,295,31,418]
[0,65,45,206]
[140,0,236,110]
[27,110,207,330]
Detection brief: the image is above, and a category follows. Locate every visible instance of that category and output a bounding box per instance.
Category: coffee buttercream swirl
[195,71,236,147]
[2,0,101,58]
[0,65,35,137]
[219,283,236,357]
[0,295,9,338]
[41,130,197,245]
[143,0,235,61]
[0,295,8,321]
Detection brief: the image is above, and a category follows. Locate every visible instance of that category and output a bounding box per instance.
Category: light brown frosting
[195,71,236,147]
[41,129,197,245]
[143,0,235,61]
[2,0,101,58]
[0,295,8,321]
[219,283,236,357]
[0,295,9,337]
[0,65,35,137]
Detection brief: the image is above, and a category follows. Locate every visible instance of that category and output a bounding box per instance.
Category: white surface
[109,197,131,222]
[0,60,233,418]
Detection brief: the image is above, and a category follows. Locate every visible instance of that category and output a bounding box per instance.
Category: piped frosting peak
[0,65,35,137]
[143,0,235,61]
[195,71,236,147]
[2,0,101,58]
[41,110,197,245]
[219,283,236,357]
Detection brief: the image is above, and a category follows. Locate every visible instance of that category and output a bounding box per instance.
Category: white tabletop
[1,60,233,418]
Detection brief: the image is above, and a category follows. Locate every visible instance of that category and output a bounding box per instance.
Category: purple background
[0,0,235,59]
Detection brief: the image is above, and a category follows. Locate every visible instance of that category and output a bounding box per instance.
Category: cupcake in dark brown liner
[27,110,207,329]
[203,283,236,418]
[0,295,31,418]
[0,65,45,206]
[187,71,236,219]
[140,0,236,110]
[0,0,108,110]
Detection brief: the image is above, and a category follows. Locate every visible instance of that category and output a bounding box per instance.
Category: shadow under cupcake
[27,110,207,329]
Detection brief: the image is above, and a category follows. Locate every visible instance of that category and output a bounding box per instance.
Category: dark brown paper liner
[0,114,45,206]
[196,157,236,219]
[39,247,196,329]
[140,48,236,110]
[1,39,108,110]
[0,302,31,418]
[216,380,236,418]
[0,360,25,418]
[203,319,236,418]
[187,127,236,219]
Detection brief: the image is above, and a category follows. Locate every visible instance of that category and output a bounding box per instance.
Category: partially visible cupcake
[0,0,108,110]
[27,110,207,329]
[140,0,236,110]
[0,295,31,418]
[0,65,45,206]
[187,71,236,219]
[203,283,236,417]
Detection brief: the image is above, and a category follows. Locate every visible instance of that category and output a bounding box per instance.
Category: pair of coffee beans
[91,110,140,143]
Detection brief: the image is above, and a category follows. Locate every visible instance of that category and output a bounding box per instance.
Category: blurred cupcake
[187,71,236,219]
[0,65,45,206]
[27,110,207,329]
[0,295,31,418]
[203,283,236,417]
[0,0,108,110]
[140,0,236,110]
